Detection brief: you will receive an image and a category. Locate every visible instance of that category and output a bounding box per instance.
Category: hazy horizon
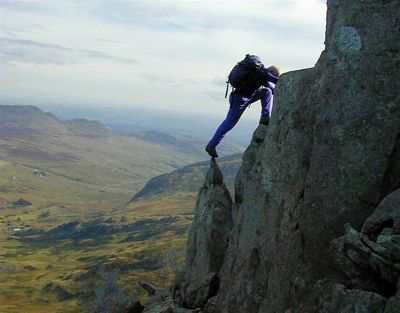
[0,0,326,118]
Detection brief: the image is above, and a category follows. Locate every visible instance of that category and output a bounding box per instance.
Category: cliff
[143,0,400,312]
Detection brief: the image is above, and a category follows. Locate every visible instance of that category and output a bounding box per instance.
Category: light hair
[266,65,280,77]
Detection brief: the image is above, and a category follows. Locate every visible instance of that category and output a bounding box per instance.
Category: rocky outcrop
[170,0,400,312]
[12,198,32,207]
[175,160,233,309]
[83,269,144,313]
[328,188,400,312]
[142,130,268,312]
[320,284,388,313]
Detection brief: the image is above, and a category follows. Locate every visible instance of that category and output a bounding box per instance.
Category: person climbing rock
[205,54,280,158]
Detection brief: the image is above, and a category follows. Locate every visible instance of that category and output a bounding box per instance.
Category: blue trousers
[208,87,273,148]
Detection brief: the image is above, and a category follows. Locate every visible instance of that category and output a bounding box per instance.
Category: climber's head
[266,65,281,77]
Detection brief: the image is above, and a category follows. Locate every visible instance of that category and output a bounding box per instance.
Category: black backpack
[225,54,264,98]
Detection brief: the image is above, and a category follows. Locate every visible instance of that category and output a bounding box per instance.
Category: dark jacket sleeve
[259,68,279,85]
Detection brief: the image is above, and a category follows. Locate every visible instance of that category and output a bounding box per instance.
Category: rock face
[173,0,400,312]
[176,160,233,309]
[327,188,400,313]
[332,189,400,294]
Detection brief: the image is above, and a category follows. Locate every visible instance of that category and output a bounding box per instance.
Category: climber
[205,54,280,158]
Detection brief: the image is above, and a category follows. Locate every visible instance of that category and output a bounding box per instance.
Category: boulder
[320,284,387,313]
[328,188,400,310]
[12,198,32,207]
[332,189,400,291]
[362,188,400,240]
[182,273,219,309]
[139,280,158,296]
[143,295,193,313]
[202,296,217,313]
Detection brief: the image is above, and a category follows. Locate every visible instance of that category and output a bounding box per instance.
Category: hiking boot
[259,116,269,126]
[205,145,219,158]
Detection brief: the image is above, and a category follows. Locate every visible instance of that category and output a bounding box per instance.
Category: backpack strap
[225,81,229,98]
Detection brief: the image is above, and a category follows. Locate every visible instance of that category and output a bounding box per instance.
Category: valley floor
[0,189,196,313]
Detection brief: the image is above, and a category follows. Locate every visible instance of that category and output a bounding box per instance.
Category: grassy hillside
[0,212,190,313]
[0,105,215,312]
[0,105,202,211]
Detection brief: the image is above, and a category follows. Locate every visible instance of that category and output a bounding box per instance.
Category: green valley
[0,105,238,313]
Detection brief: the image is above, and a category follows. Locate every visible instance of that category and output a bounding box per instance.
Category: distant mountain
[132,153,242,201]
[0,105,112,140]
[33,104,255,154]
[0,104,203,209]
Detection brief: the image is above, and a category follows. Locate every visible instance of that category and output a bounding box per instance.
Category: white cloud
[0,37,138,65]
[0,0,326,117]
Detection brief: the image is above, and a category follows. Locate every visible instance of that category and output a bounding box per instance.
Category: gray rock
[362,188,400,238]
[184,160,233,281]
[83,269,143,313]
[182,273,219,309]
[385,294,400,313]
[143,295,193,313]
[180,160,232,308]
[12,198,32,207]
[329,189,400,310]
[384,279,400,312]
[234,124,268,205]
[139,280,158,296]
[331,223,399,291]
[333,189,400,284]
[202,296,217,313]
[319,284,387,313]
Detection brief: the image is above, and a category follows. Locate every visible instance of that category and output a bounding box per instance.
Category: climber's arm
[260,68,279,84]
[265,82,275,94]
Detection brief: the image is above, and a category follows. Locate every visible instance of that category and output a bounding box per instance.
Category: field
[0,160,197,313]
[0,208,193,312]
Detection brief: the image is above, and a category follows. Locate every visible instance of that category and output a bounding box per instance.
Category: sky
[0,0,327,117]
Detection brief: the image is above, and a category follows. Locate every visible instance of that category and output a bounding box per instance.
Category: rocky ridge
[141,0,400,312]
